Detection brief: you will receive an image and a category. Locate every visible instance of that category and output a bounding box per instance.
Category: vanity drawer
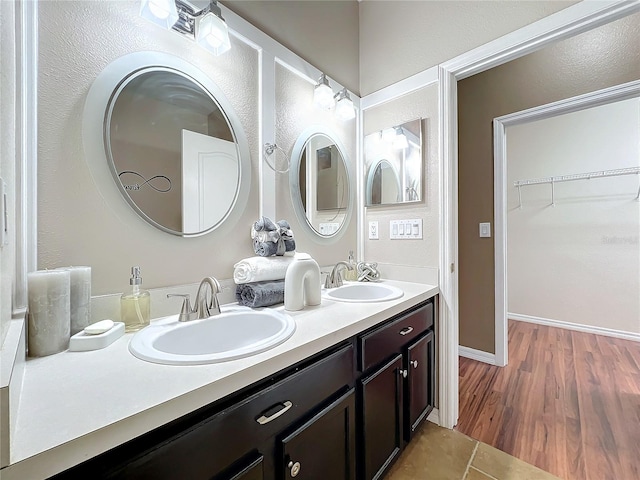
[106,343,354,480]
[358,302,433,372]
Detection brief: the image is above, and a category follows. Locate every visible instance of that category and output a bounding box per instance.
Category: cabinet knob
[411,360,418,368]
[399,369,408,378]
[288,460,301,477]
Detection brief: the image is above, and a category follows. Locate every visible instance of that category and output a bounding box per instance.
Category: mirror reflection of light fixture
[334,88,356,121]
[393,127,409,150]
[140,0,231,56]
[314,74,335,110]
[381,128,396,143]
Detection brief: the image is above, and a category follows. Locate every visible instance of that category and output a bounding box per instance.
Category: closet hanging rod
[514,166,640,208]
[514,166,640,187]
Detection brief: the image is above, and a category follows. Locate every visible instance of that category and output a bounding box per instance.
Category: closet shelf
[513,166,640,207]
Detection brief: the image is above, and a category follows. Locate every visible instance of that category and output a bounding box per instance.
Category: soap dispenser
[121,266,150,333]
[344,250,358,281]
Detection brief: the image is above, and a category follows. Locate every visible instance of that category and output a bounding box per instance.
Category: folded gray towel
[253,237,278,257]
[235,280,285,308]
[276,220,296,254]
[251,217,296,257]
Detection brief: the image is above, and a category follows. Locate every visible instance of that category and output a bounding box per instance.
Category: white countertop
[1,280,438,480]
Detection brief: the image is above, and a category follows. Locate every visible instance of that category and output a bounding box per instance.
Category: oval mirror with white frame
[290,127,352,239]
[364,118,423,206]
[83,52,251,237]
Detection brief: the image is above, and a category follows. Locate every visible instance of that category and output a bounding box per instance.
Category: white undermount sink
[322,282,404,303]
[129,306,296,365]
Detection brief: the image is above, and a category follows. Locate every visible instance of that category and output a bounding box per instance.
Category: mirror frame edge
[289,125,355,244]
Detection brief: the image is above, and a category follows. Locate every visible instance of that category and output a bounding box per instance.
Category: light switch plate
[368,221,379,240]
[479,222,491,238]
[390,219,422,239]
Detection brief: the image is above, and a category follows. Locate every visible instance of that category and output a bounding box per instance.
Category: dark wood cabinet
[279,389,356,480]
[360,355,404,480]
[405,331,435,442]
[357,301,435,480]
[50,298,437,480]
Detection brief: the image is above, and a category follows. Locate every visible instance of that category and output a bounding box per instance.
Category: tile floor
[386,421,561,480]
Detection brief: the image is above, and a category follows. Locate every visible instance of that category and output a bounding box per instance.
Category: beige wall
[359,0,577,95]
[37,1,260,295]
[0,0,16,346]
[363,85,440,279]
[275,64,357,266]
[507,99,640,334]
[458,12,640,353]
[222,0,360,94]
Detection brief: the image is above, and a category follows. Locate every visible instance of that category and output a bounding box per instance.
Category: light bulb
[140,0,178,29]
[335,89,355,121]
[393,127,409,150]
[313,74,335,110]
[197,12,231,55]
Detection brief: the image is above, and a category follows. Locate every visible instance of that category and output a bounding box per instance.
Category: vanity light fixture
[140,0,231,56]
[381,128,396,143]
[334,88,356,121]
[140,0,179,29]
[393,127,409,150]
[313,74,335,110]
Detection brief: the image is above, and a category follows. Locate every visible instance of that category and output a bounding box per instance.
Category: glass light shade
[313,75,335,110]
[197,12,231,56]
[335,94,355,121]
[381,128,396,143]
[393,128,409,150]
[140,0,179,29]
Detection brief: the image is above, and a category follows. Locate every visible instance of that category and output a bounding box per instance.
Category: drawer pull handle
[411,360,419,368]
[399,369,408,378]
[256,401,293,425]
[399,326,414,336]
[288,460,301,477]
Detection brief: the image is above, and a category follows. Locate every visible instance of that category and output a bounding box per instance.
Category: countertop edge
[1,283,439,480]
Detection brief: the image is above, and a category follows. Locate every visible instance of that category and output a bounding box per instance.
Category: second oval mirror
[290,130,350,237]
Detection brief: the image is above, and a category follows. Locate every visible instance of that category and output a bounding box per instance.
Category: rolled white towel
[233,255,298,284]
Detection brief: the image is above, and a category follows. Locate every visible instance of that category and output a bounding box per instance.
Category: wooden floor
[457,320,640,480]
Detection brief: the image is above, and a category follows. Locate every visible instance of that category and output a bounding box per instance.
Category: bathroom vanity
[51,298,434,480]
[1,281,437,480]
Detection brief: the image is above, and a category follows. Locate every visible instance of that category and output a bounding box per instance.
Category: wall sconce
[334,88,356,121]
[313,74,335,110]
[140,0,231,56]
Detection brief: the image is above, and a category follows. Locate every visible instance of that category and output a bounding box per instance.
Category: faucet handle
[167,294,196,322]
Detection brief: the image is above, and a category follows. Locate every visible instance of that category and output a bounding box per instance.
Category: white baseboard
[509,313,640,343]
[427,407,440,425]
[458,346,496,365]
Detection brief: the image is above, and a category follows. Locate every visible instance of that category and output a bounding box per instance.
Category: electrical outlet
[368,221,379,240]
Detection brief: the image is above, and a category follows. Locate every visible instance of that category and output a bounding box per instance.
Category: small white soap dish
[69,321,125,352]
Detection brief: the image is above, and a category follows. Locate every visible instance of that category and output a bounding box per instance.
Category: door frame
[438,0,640,428]
[493,79,640,368]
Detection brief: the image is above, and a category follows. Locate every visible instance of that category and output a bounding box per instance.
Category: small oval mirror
[366,159,401,205]
[290,129,351,237]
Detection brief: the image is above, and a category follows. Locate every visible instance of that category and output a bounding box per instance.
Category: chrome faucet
[325,261,350,289]
[167,277,222,322]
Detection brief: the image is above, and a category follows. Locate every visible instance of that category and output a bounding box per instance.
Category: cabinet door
[360,354,404,480]
[216,455,264,480]
[405,331,435,441]
[279,389,356,480]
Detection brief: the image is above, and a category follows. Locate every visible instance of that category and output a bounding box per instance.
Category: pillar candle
[56,266,92,335]
[27,270,71,357]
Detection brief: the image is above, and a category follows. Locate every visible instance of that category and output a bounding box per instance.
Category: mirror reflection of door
[181,130,238,233]
[106,68,240,236]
